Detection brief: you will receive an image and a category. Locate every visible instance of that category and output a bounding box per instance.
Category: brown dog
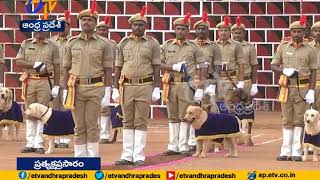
[184,105,241,158]
[302,108,320,162]
[0,87,22,141]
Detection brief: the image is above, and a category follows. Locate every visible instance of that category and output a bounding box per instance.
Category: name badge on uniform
[168,50,176,53]
[28,47,35,50]
[286,52,293,56]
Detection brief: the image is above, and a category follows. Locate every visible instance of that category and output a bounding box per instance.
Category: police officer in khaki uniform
[62,8,114,157]
[231,17,259,146]
[112,7,161,166]
[271,18,317,161]
[0,44,4,89]
[216,17,246,112]
[161,14,207,156]
[16,31,60,154]
[95,16,117,144]
[188,12,222,150]
[50,11,72,148]
[309,21,320,110]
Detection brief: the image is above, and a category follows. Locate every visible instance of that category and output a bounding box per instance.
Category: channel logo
[247,171,257,180]
[166,171,175,180]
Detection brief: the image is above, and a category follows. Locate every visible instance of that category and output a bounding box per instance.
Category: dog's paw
[214,148,220,153]
[312,157,318,162]
[45,150,52,154]
[192,153,200,157]
[302,155,307,162]
[199,153,207,158]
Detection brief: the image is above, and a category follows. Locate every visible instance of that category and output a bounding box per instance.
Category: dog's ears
[304,112,308,122]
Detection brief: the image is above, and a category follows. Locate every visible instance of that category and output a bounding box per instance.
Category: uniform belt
[220,71,236,77]
[170,76,187,82]
[123,76,153,84]
[29,73,52,78]
[76,77,103,85]
[288,78,309,85]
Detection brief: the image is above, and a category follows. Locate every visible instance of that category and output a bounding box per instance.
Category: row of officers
[0,7,319,164]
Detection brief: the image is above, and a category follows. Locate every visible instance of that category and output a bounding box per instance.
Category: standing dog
[184,105,241,158]
[0,87,23,141]
[302,108,320,162]
[24,103,74,154]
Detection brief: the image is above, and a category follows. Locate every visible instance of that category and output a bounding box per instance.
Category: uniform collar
[172,38,190,46]
[289,40,306,48]
[195,38,211,45]
[240,40,248,46]
[129,34,148,41]
[79,32,98,40]
[217,38,231,45]
[31,38,49,44]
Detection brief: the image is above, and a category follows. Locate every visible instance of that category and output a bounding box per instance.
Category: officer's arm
[152,43,161,87]
[270,44,283,74]
[250,46,258,83]
[236,43,245,81]
[251,65,258,83]
[113,67,121,89]
[62,43,72,90]
[61,67,70,89]
[53,64,60,86]
[153,65,160,87]
[104,67,112,87]
[52,44,60,86]
[309,69,316,90]
[16,42,34,68]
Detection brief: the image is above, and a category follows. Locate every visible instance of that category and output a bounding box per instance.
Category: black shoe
[189,146,196,152]
[276,156,290,161]
[162,150,180,156]
[100,139,110,144]
[21,147,36,153]
[59,143,69,148]
[134,160,145,166]
[54,143,59,148]
[35,148,45,154]
[180,150,192,156]
[115,159,133,165]
[291,156,302,162]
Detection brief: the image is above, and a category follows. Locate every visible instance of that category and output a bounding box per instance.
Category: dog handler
[271,16,317,161]
[16,31,60,154]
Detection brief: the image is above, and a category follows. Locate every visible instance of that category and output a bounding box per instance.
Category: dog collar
[40,106,49,119]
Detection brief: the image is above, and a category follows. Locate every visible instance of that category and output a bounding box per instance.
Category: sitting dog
[0,87,23,141]
[24,103,74,154]
[302,108,320,162]
[184,105,241,158]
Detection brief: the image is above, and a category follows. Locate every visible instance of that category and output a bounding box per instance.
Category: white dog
[0,87,23,141]
[24,103,74,154]
[302,108,320,162]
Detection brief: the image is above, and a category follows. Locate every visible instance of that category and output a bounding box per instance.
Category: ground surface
[0,112,319,170]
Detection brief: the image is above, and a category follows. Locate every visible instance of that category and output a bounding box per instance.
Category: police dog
[24,103,74,154]
[0,87,22,141]
[302,108,320,162]
[184,105,241,158]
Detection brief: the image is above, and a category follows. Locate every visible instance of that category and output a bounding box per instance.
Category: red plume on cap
[90,0,96,16]
[236,16,241,26]
[140,6,147,17]
[202,11,208,22]
[300,15,306,25]
[64,10,70,20]
[223,16,230,26]
[104,16,111,25]
[183,13,191,24]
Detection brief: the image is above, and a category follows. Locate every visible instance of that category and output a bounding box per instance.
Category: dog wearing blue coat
[184,106,241,158]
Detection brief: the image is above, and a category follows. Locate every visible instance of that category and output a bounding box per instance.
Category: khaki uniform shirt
[161,39,206,77]
[216,38,246,71]
[63,32,114,78]
[308,40,320,79]
[240,40,258,76]
[16,38,60,74]
[271,41,318,77]
[115,35,161,78]
[192,38,222,74]
[0,44,4,64]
